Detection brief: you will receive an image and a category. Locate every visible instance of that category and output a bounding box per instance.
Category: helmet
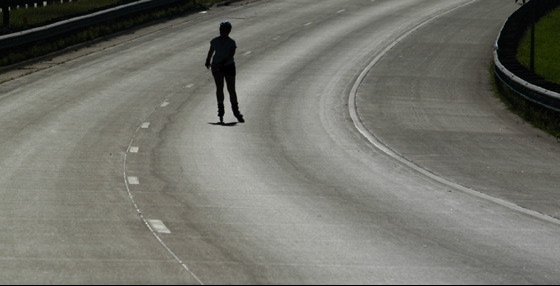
[220,21,232,31]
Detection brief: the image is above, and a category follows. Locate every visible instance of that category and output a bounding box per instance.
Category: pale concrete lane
[137,0,560,284]
[356,0,560,218]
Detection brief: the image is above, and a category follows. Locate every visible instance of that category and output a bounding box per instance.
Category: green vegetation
[0,0,148,35]
[516,7,560,84]
[495,6,560,139]
[1,0,129,31]
[0,0,223,67]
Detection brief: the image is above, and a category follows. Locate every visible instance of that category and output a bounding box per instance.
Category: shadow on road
[208,121,238,126]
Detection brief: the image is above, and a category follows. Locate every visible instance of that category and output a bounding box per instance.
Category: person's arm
[227,46,236,64]
[205,46,214,69]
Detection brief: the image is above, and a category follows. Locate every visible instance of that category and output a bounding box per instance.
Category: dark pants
[212,64,240,117]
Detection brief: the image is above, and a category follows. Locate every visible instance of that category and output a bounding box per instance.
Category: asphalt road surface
[1,0,560,284]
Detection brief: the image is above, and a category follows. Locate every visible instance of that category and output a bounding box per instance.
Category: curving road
[1,0,560,284]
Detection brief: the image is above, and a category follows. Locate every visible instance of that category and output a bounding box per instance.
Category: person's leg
[212,71,225,122]
[225,75,244,122]
[224,64,243,122]
[225,75,238,113]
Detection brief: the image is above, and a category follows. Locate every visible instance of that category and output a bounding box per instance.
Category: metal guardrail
[493,0,560,113]
[494,53,560,112]
[0,0,186,50]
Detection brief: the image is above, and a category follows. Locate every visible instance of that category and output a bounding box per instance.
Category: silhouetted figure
[205,21,244,124]
[515,0,525,4]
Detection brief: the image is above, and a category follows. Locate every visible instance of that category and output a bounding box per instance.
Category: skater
[205,21,244,124]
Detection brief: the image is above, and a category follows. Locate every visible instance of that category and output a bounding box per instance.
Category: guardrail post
[529,0,536,72]
[1,1,9,26]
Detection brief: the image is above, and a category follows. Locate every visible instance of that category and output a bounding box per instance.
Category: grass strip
[516,7,560,84]
[500,6,560,139]
[1,0,136,34]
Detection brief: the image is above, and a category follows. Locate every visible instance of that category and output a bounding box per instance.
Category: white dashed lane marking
[148,219,171,234]
[127,176,140,185]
